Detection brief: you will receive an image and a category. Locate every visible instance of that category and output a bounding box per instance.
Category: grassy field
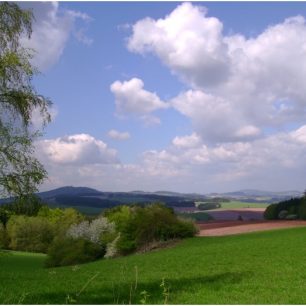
[2,227,306,304]
[196,200,268,210]
[220,200,268,209]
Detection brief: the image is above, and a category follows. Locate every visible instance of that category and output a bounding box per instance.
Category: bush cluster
[1,198,198,267]
[45,237,105,267]
[0,204,83,253]
[264,197,306,220]
[7,215,54,253]
[104,203,198,255]
[0,222,8,249]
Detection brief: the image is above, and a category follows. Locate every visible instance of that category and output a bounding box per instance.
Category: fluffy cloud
[171,90,262,143]
[108,129,130,140]
[128,3,229,88]
[127,3,306,143]
[172,132,201,148]
[20,2,92,71]
[110,78,168,118]
[36,134,119,165]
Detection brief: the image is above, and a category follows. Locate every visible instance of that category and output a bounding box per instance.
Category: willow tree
[0,2,51,199]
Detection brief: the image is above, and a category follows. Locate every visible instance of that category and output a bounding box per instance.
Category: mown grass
[195,200,268,210]
[220,200,268,209]
[1,227,306,304]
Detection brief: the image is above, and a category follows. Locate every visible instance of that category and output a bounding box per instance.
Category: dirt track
[197,220,306,236]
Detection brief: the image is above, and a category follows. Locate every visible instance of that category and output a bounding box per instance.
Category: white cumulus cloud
[108,129,130,140]
[172,132,201,149]
[127,3,306,143]
[110,78,168,117]
[37,134,119,165]
[128,2,230,88]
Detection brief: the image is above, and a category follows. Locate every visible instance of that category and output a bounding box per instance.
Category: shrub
[298,200,306,220]
[264,204,279,220]
[104,203,198,255]
[6,215,54,253]
[0,222,8,249]
[163,217,198,239]
[38,207,84,235]
[46,237,105,267]
[0,208,12,226]
[1,195,43,217]
[264,197,306,220]
[285,214,298,220]
[66,217,115,246]
[47,216,119,264]
[278,210,289,220]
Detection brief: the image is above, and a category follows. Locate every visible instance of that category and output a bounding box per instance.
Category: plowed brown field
[197,220,306,236]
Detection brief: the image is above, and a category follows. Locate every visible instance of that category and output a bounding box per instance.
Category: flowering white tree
[66,217,115,246]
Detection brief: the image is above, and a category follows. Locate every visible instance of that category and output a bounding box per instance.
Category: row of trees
[264,196,306,220]
[0,202,198,266]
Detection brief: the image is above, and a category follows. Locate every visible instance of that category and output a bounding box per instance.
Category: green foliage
[0,195,43,228]
[278,210,289,220]
[264,197,306,220]
[2,194,43,215]
[0,206,12,226]
[104,205,132,232]
[45,215,116,266]
[298,199,306,220]
[0,222,8,248]
[105,203,197,255]
[264,203,279,220]
[45,237,105,267]
[6,215,54,252]
[285,214,298,220]
[37,206,84,235]
[0,2,51,199]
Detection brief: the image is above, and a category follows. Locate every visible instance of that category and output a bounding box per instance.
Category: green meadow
[219,200,268,209]
[1,227,306,304]
[196,200,268,210]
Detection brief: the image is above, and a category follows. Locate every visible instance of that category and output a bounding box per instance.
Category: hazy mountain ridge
[0,186,302,215]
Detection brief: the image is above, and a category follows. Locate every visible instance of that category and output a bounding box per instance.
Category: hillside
[2,227,306,304]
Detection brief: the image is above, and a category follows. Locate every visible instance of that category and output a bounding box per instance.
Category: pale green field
[220,200,268,209]
[195,200,268,210]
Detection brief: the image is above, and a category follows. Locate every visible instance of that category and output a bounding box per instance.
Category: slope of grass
[1,227,306,304]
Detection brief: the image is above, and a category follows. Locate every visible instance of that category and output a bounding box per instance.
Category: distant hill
[38,186,102,199]
[207,189,302,203]
[0,186,302,215]
[222,189,302,198]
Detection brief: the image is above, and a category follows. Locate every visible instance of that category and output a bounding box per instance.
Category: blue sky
[20,1,306,193]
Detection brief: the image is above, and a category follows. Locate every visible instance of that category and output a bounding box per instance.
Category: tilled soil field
[197,220,306,236]
[205,208,265,220]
